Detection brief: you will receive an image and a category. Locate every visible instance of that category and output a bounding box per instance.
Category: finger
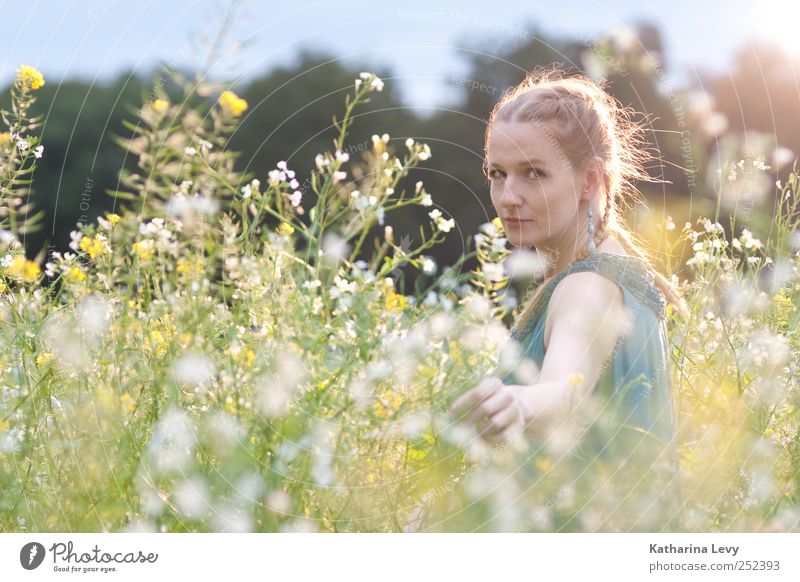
[464,389,513,425]
[449,377,502,418]
[479,404,521,438]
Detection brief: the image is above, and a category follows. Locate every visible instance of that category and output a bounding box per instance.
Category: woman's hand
[448,376,530,445]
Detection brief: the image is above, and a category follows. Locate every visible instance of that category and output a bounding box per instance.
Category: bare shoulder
[543,270,625,350]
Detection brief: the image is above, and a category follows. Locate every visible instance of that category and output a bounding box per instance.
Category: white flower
[405,137,415,149]
[437,218,455,233]
[420,193,432,207]
[333,170,347,183]
[335,150,349,162]
[321,232,351,265]
[33,145,44,159]
[377,206,385,226]
[428,209,442,220]
[288,191,302,207]
[505,249,547,279]
[421,256,437,275]
[172,352,217,389]
[370,76,384,91]
[16,138,29,152]
[241,184,252,199]
[184,146,197,156]
[315,154,329,170]
[481,262,505,282]
[198,139,213,153]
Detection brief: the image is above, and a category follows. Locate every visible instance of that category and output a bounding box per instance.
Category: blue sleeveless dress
[501,253,681,468]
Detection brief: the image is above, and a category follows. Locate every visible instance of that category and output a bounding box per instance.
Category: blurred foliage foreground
[1,65,800,532]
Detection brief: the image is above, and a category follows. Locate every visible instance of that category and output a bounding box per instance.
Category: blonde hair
[483,64,688,335]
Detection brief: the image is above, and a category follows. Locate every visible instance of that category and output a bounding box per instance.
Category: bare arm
[449,271,630,444]
[517,271,628,437]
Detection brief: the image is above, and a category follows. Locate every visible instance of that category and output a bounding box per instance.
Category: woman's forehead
[487,122,557,166]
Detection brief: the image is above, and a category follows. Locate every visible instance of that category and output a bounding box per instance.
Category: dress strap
[512,253,667,340]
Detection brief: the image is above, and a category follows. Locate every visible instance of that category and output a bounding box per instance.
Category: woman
[449,66,687,462]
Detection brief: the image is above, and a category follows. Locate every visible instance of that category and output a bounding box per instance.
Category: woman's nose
[499,178,523,206]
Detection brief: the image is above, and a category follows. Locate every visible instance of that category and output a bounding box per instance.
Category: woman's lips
[504,218,532,227]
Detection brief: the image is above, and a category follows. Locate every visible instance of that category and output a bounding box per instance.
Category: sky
[0,0,791,115]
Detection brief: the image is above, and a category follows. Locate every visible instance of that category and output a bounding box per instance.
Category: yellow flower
[276,223,295,237]
[232,346,256,368]
[535,457,552,472]
[64,266,86,284]
[492,216,504,232]
[120,392,137,414]
[79,234,109,259]
[567,372,585,388]
[151,99,169,114]
[176,257,204,277]
[373,393,404,418]
[5,256,41,282]
[132,240,155,260]
[106,213,121,225]
[35,352,55,367]
[0,132,11,146]
[385,291,408,313]
[144,316,176,357]
[16,65,45,91]
[218,90,248,117]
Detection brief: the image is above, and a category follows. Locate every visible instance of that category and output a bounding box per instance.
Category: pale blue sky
[0,0,788,113]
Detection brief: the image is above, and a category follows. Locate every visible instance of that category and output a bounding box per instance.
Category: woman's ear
[581,157,604,202]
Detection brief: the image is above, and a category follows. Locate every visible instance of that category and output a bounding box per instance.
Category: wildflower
[132,240,155,260]
[119,393,137,414]
[420,193,432,207]
[370,76,385,92]
[385,291,408,312]
[417,144,431,161]
[64,266,86,284]
[176,258,204,278]
[35,352,55,367]
[405,137,415,149]
[218,90,248,117]
[288,191,302,207]
[276,223,295,237]
[739,228,763,251]
[151,99,169,113]
[5,256,41,282]
[79,234,109,259]
[33,145,44,159]
[437,218,455,233]
[231,345,256,368]
[333,170,347,183]
[0,132,11,146]
[421,256,437,275]
[184,146,197,156]
[16,65,45,91]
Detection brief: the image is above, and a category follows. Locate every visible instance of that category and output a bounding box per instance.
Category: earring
[587,203,596,254]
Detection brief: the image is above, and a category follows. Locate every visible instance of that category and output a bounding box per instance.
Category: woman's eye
[527,168,544,179]
[488,169,504,180]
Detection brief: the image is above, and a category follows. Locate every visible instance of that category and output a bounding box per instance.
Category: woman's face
[486,119,585,250]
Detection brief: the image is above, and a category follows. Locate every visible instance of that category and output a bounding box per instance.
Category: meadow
[1,62,799,532]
